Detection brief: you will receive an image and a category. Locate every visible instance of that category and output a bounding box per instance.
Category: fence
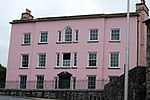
[5,80,108,90]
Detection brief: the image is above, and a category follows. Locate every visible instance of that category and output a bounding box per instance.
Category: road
[0,96,59,100]
[0,96,31,100]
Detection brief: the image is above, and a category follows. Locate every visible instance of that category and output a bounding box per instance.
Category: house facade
[6,1,149,90]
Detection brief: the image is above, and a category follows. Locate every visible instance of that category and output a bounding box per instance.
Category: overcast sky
[0,0,149,67]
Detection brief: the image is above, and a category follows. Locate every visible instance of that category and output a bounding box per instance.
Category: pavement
[0,96,60,100]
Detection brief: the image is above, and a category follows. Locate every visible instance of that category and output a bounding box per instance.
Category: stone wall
[145,18,150,100]
[103,66,146,100]
[0,66,147,100]
[0,89,104,100]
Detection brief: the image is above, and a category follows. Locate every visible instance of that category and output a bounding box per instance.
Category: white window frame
[87,52,97,68]
[56,53,60,67]
[89,29,99,41]
[36,75,44,89]
[87,75,96,89]
[110,28,120,41]
[62,52,71,67]
[73,52,77,67]
[74,30,79,42]
[64,26,72,42]
[39,31,48,43]
[109,52,120,68]
[57,31,62,42]
[108,76,118,83]
[72,77,76,89]
[37,53,46,68]
[54,77,58,89]
[23,33,31,44]
[19,75,27,89]
[20,54,29,68]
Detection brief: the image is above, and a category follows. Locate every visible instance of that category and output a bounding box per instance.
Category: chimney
[136,0,149,16]
[21,8,34,20]
[141,0,145,4]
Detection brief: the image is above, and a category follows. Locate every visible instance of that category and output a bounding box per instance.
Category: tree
[0,64,6,88]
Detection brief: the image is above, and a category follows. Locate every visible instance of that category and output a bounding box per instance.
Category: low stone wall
[0,89,104,100]
[103,66,146,100]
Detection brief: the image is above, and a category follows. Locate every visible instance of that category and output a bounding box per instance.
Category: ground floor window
[36,75,44,89]
[87,76,96,89]
[19,75,27,89]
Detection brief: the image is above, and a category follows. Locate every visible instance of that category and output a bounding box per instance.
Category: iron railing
[5,80,108,90]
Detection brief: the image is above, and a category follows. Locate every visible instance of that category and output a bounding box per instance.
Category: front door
[58,72,72,89]
[59,77,70,89]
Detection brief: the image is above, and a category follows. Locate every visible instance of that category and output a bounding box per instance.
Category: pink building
[6,1,149,89]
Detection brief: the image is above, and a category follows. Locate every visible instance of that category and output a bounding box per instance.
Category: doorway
[58,71,72,89]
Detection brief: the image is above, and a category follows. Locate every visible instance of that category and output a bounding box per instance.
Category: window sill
[62,41,73,44]
[38,42,48,45]
[87,41,99,43]
[56,41,78,44]
[108,67,120,69]
[56,42,62,44]
[54,66,77,69]
[21,43,31,46]
[86,67,97,69]
[19,67,28,69]
[109,41,120,43]
[73,41,79,43]
[36,67,46,69]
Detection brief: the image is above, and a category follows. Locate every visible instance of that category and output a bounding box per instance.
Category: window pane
[88,76,96,89]
[63,53,71,66]
[58,31,61,42]
[75,30,78,41]
[54,77,58,89]
[20,76,27,89]
[110,52,119,67]
[21,54,29,67]
[73,53,77,66]
[36,76,44,89]
[56,53,60,66]
[63,53,71,60]
[24,33,31,44]
[38,54,46,67]
[73,77,76,89]
[111,29,120,41]
[40,32,48,42]
[65,27,72,42]
[90,29,98,41]
[88,53,97,67]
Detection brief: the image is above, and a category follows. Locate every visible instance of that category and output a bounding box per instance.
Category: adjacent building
[6,0,149,89]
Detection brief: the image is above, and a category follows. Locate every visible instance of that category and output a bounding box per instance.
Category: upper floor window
[110,29,120,41]
[109,52,120,68]
[23,33,31,44]
[21,54,29,68]
[37,53,46,67]
[56,53,60,67]
[57,31,61,42]
[39,32,48,43]
[64,27,72,42]
[73,52,77,67]
[62,53,71,67]
[74,30,79,42]
[89,29,98,41]
[88,52,97,67]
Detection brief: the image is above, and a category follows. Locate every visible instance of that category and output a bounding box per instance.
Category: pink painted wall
[6,15,138,89]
